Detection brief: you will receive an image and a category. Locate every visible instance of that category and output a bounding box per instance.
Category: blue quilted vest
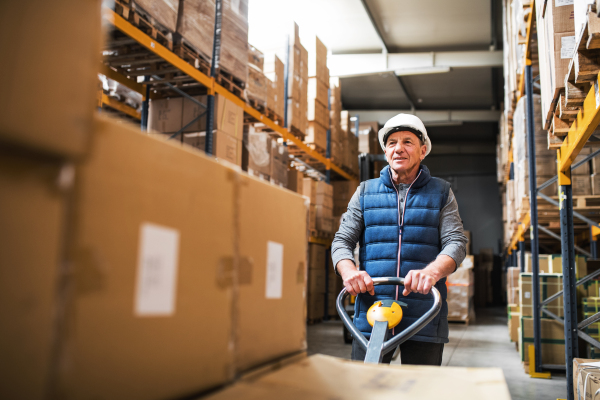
[356,164,451,343]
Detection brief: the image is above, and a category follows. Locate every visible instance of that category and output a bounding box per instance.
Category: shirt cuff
[439,244,466,271]
[332,250,356,275]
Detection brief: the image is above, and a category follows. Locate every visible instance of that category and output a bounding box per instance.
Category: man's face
[384,131,427,173]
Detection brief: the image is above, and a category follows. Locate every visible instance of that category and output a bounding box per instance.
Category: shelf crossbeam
[100,93,141,120]
[103,8,357,181]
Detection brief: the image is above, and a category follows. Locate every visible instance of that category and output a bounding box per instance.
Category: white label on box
[135,223,180,316]
[561,36,576,59]
[556,0,574,6]
[265,241,284,299]
[525,291,531,299]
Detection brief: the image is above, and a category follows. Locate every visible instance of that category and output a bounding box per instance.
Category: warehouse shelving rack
[504,2,600,397]
[100,5,357,185]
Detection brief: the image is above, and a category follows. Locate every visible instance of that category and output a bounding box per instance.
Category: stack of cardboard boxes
[446,255,475,321]
[306,37,329,152]
[307,244,326,321]
[286,23,308,136]
[246,45,268,109]
[1,3,310,397]
[330,78,343,163]
[332,180,359,231]
[304,178,333,234]
[244,125,289,186]
[264,54,285,121]
[341,110,360,175]
[148,94,244,166]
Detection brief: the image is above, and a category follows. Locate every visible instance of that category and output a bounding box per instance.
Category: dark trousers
[351,339,444,365]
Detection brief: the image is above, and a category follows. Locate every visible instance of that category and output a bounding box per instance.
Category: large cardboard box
[56,115,308,398]
[204,354,511,400]
[519,317,565,365]
[287,168,304,194]
[305,122,328,150]
[149,97,185,133]
[220,0,249,83]
[574,358,600,400]
[177,0,215,59]
[133,0,179,31]
[308,77,329,107]
[185,130,243,166]
[246,128,272,177]
[303,178,318,205]
[264,55,285,119]
[0,150,69,400]
[0,0,101,158]
[507,267,520,288]
[509,312,521,343]
[519,273,563,317]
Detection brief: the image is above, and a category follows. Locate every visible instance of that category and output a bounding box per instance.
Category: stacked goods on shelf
[287,167,304,194]
[507,267,520,306]
[329,77,343,163]
[307,244,326,321]
[287,24,309,137]
[519,272,564,317]
[177,0,216,61]
[264,55,285,121]
[304,179,334,235]
[446,255,475,322]
[519,317,565,365]
[358,122,381,154]
[244,124,272,181]
[535,0,575,130]
[582,297,600,358]
[511,94,558,216]
[332,180,360,232]
[270,139,289,187]
[246,45,268,109]
[341,110,360,175]
[219,0,249,85]
[573,359,600,398]
[0,1,101,397]
[306,37,329,152]
[148,94,244,166]
[508,303,520,344]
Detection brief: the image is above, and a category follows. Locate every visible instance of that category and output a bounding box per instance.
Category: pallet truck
[336,276,441,364]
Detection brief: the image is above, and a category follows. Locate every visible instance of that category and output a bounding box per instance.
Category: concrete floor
[307,307,567,400]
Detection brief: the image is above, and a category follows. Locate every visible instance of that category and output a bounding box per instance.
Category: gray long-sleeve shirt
[332,181,468,273]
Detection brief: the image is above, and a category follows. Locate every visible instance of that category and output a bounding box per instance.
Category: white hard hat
[378,113,431,156]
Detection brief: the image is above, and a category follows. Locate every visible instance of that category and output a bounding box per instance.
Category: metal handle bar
[336,276,441,353]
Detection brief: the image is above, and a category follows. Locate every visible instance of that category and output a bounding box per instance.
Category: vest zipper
[389,168,422,335]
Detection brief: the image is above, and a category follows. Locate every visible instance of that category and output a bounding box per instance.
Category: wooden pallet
[246,97,267,114]
[289,125,306,141]
[216,67,245,99]
[265,107,283,124]
[305,143,326,156]
[172,40,211,76]
[113,0,173,51]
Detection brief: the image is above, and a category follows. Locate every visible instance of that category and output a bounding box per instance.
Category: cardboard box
[308,98,329,129]
[592,174,600,195]
[574,358,600,400]
[573,174,592,195]
[303,178,318,204]
[524,253,552,273]
[57,115,308,397]
[305,122,327,150]
[0,0,101,158]
[177,0,215,59]
[519,273,563,317]
[133,0,179,31]
[287,168,304,194]
[308,77,329,107]
[149,98,184,133]
[248,44,264,70]
[219,0,248,83]
[520,317,565,365]
[509,312,521,342]
[0,149,68,400]
[264,55,285,118]
[507,267,520,288]
[186,130,242,166]
[247,66,268,107]
[182,95,208,133]
[316,216,334,233]
[270,160,288,187]
[203,354,511,400]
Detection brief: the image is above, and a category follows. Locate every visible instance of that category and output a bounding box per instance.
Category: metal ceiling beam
[347,109,501,126]
[359,0,389,55]
[329,50,503,77]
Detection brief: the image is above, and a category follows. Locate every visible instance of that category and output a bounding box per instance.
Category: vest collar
[380,164,432,189]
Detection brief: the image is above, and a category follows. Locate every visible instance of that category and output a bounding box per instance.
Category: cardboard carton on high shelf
[287,168,304,194]
[308,36,329,84]
[183,130,242,167]
[219,0,248,84]
[0,0,101,158]
[509,312,520,343]
[246,65,268,108]
[519,273,564,317]
[248,44,264,70]
[573,358,600,400]
[53,115,308,399]
[0,150,70,399]
[519,317,565,365]
[507,267,520,288]
[264,55,285,119]
[446,257,475,321]
[305,122,328,151]
[308,98,329,129]
[358,126,378,154]
[203,354,511,400]
[308,78,329,108]
[303,178,318,205]
[132,0,179,31]
[177,0,215,60]
[150,95,243,139]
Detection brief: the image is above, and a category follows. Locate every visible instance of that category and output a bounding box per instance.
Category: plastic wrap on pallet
[177,0,215,60]
[245,125,271,177]
[220,0,249,84]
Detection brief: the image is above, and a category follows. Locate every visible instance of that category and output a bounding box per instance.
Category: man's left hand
[402,269,437,296]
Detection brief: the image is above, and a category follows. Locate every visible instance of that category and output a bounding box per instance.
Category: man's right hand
[336,259,375,296]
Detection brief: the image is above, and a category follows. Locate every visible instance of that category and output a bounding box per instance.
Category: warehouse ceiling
[249,0,503,123]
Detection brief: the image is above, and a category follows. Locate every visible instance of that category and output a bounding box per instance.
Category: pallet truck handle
[336,276,441,355]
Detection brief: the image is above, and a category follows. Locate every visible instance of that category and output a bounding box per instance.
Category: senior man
[332,113,467,365]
